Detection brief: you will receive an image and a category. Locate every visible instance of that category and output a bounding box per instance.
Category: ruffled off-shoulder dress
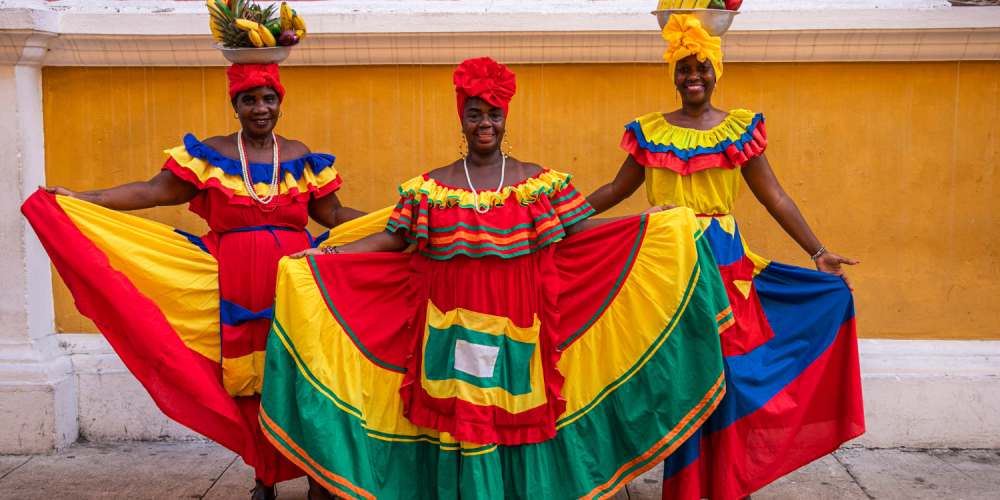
[258,170,731,499]
[20,134,344,485]
[621,110,866,500]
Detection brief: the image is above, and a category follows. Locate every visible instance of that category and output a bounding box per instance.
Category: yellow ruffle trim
[398,169,573,210]
[164,146,340,199]
[635,109,758,151]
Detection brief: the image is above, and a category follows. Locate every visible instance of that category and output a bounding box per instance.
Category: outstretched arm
[289,229,409,258]
[39,170,200,211]
[742,153,858,290]
[563,204,675,237]
[308,191,367,228]
[585,154,646,216]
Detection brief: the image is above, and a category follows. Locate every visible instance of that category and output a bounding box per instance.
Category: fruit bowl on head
[652,9,739,36]
[213,43,292,64]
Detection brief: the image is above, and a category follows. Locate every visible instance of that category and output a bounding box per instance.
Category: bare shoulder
[276,135,311,161]
[511,159,545,180]
[426,161,463,185]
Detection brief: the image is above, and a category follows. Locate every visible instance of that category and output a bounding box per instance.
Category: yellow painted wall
[42,62,1000,339]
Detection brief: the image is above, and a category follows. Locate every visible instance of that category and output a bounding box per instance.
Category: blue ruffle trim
[182,133,336,185]
[624,113,765,162]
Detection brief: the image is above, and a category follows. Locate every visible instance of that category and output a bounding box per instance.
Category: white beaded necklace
[237,130,281,210]
[463,152,506,214]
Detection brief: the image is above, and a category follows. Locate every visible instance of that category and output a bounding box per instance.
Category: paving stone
[928,450,1000,493]
[625,460,664,500]
[0,457,30,479]
[0,441,233,500]
[835,448,1000,500]
[752,454,869,500]
[202,458,309,500]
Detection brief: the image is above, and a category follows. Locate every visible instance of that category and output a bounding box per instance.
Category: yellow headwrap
[662,14,724,81]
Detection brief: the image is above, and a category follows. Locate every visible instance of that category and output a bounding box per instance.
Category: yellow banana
[680,0,697,8]
[280,3,293,32]
[235,19,259,31]
[248,29,264,47]
[256,25,277,47]
[295,29,305,40]
[291,14,306,32]
[694,0,711,8]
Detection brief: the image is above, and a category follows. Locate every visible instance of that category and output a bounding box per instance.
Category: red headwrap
[227,64,285,102]
[454,57,516,119]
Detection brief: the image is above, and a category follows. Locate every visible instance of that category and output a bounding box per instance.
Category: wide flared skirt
[661,215,866,500]
[19,192,389,485]
[259,209,731,500]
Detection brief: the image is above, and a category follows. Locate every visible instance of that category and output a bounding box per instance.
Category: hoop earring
[459,134,468,159]
[233,112,239,119]
[278,111,283,118]
[501,131,513,158]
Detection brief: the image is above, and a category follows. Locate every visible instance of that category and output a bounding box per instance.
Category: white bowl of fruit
[652,0,742,36]
[208,0,308,64]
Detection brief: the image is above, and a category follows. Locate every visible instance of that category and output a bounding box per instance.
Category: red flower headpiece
[454,57,516,119]
[227,64,285,102]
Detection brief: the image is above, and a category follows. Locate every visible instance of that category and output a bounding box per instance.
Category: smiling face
[462,96,506,155]
[674,55,717,106]
[233,86,280,137]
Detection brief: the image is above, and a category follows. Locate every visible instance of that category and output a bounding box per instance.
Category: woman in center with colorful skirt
[260,57,732,499]
[586,15,867,499]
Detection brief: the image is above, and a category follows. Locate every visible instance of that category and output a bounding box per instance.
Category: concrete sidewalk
[1,442,998,499]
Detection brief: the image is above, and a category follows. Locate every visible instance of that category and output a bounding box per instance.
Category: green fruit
[709,0,725,8]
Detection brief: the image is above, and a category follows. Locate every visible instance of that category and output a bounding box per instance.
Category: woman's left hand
[289,248,325,259]
[643,204,677,214]
[814,251,859,292]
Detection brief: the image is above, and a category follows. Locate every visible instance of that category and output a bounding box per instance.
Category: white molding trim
[37,28,1000,67]
[3,1,1000,66]
[858,339,1000,378]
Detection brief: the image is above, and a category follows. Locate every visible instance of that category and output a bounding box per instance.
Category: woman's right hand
[38,185,76,198]
[288,248,325,259]
[643,204,677,214]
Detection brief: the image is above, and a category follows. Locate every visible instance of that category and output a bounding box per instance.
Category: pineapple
[208,0,280,48]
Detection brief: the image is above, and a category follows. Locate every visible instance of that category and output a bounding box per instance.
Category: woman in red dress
[25,64,362,500]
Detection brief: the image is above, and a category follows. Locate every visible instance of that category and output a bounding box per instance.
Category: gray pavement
[1,442,999,499]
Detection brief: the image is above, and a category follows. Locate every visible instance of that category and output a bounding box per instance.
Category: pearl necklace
[237,130,281,211]
[463,152,505,214]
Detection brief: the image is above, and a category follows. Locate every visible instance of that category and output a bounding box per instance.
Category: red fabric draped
[454,57,516,118]
[227,64,285,102]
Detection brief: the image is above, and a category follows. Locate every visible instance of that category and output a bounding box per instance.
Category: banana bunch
[657,0,724,8]
[280,2,307,41]
[208,0,306,48]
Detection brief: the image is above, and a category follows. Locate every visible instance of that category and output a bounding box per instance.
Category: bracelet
[810,245,826,261]
[322,246,341,254]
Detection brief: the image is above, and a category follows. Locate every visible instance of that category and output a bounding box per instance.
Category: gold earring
[459,134,468,159]
[233,112,238,119]
[501,132,513,158]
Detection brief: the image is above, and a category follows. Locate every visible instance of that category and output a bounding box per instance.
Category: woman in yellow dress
[585,15,866,500]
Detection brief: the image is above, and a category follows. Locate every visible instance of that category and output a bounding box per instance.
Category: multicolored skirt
[661,214,866,500]
[259,209,731,499]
